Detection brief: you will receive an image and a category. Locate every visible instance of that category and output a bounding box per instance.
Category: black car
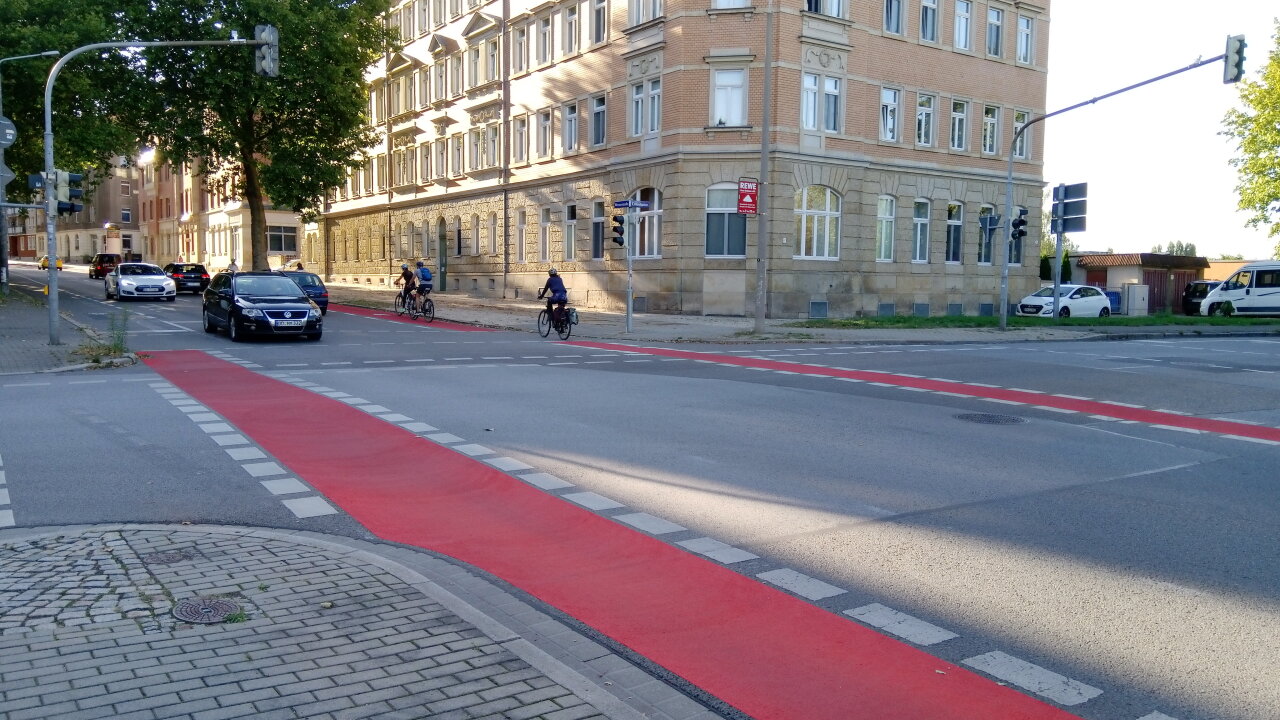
[162,262,211,293]
[202,271,323,342]
[281,271,329,315]
[1182,280,1218,316]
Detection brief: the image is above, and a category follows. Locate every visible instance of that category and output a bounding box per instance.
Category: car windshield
[1030,287,1072,298]
[287,273,322,288]
[122,265,163,276]
[1186,284,1212,298]
[235,277,305,297]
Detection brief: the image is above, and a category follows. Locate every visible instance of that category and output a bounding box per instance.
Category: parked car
[202,271,323,342]
[1016,284,1111,318]
[1200,261,1280,316]
[38,255,63,270]
[105,263,177,301]
[162,262,211,293]
[281,271,329,315]
[88,253,121,279]
[1181,280,1219,316]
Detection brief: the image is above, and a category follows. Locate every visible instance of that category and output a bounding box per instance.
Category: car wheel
[228,318,243,342]
[320,308,327,316]
[202,308,218,333]
[166,295,176,302]
[1098,307,1110,317]
[1207,303,1220,316]
[306,332,323,341]
[104,283,112,300]
[1058,307,1071,318]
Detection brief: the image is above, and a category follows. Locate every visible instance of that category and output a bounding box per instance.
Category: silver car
[105,263,177,302]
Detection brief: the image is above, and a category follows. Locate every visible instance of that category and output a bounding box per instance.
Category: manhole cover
[142,550,193,565]
[954,413,1027,425]
[172,596,240,624]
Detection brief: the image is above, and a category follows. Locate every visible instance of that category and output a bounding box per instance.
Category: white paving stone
[676,537,758,564]
[615,513,686,535]
[562,491,623,511]
[260,478,311,496]
[198,422,235,434]
[209,433,250,446]
[453,444,494,457]
[487,457,534,472]
[518,472,573,490]
[844,603,958,645]
[376,413,413,422]
[282,496,339,518]
[962,651,1102,706]
[225,447,267,461]
[756,569,847,600]
[427,433,464,444]
[241,461,287,478]
[400,422,439,433]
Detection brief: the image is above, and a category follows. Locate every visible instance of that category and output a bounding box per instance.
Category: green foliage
[1154,241,1199,256]
[1218,253,1244,260]
[1222,19,1280,255]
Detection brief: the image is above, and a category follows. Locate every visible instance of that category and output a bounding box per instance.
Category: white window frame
[539,207,552,261]
[1013,110,1030,159]
[631,187,662,258]
[590,94,607,146]
[884,0,902,34]
[468,46,480,89]
[513,26,527,73]
[450,134,463,177]
[705,183,747,257]
[562,206,576,260]
[920,0,938,43]
[562,102,579,152]
[912,200,930,262]
[954,0,971,50]
[418,0,431,34]
[794,185,841,260]
[631,78,661,137]
[516,209,527,262]
[563,5,579,55]
[536,109,552,159]
[470,213,481,255]
[450,53,463,97]
[945,202,962,263]
[805,0,843,19]
[880,87,900,142]
[978,204,995,263]
[950,99,968,150]
[986,7,1003,57]
[916,93,935,147]
[630,0,663,26]
[591,200,606,258]
[487,212,498,254]
[876,196,895,261]
[982,105,999,155]
[1017,15,1033,64]
[591,0,607,44]
[513,115,528,163]
[536,15,552,65]
[712,68,747,127]
[486,39,499,83]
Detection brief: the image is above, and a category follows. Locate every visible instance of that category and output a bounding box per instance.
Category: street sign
[737,178,758,215]
[1051,182,1087,233]
[612,200,650,209]
[0,162,14,188]
[0,116,16,149]
[1052,182,1086,202]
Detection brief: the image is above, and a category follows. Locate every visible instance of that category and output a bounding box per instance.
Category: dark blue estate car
[282,271,329,315]
[202,271,323,342]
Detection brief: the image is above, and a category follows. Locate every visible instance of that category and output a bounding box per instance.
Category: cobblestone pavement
[0,525,724,720]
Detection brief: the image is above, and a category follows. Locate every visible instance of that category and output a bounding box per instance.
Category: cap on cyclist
[548,267,558,276]
[401,263,409,270]
[416,260,424,268]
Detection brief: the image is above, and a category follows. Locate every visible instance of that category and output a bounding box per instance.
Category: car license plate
[276,320,304,328]
[140,287,160,293]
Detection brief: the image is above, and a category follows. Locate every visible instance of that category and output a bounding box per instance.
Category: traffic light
[54,170,84,215]
[1010,209,1028,242]
[254,25,279,77]
[1223,34,1246,83]
[611,215,626,246]
[28,172,47,203]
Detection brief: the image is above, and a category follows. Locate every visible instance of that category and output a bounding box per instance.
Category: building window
[945,202,962,262]
[916,93,935,146]
[591,200,606,258]
[982,105,999,154]
[950,99,968,150]
[539,207,551,261]
[880,87,899,142]
[514,27,527,73]
[986,7,1003,57]
[563,205,576,260]
[631,187,662,257]
[469,129,482,171]
[419,0,431,34]
[631,79,661,136]
[1013,110,1030,159]
[712,69,746,127]
[562,102,579,152]
[978,204,995,263]
[420,144,431,182]
[516,209,527,262]
[120,180,131,196]
[1017,15,1033,63]
[564,6,579,55]
[706,183,746,256]
[876,196,895,261]
[536,15,552,64]
[419,69,431,107]
[468,47,480,88]
[450,53,463,97]
[805,0,843,18]
[1009,206,1025,265]
[433,0,445,25]
[630,0,663,26]
[590,94,607,146]
[267,225,298,253]
[434,139,447,178]
[433,62,447,99]
[912,200,929,262]
[452,216,462,256]
[591,0,607,44]
[486,39,499,83]
[470,214,481,255]
[954,0,971,50]
[485,123,498,168]
[794,185,840,259]
[449,0,460,17]
[487,212,498,254]
[920,0,938,42]
[536,109,552,158]
[121,208,132,223]
[450,135,464,176]
[884,0,902,34]
[514,116,528,163]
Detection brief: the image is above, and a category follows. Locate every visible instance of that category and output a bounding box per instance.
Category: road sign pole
[626,206,633,333]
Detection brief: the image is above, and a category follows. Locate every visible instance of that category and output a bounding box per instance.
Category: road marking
[261,478,310,495]
[226,447,268,461]
[962,651,1102,706]
[427,432,463,443]
[518,472,573,490]
[756,569,847,600]
[676,537,758,564]
[453,444,494,457]
[844,604,959,646]
[615,513,686,535]
[487,457,534,472]
[281,496,339,518]
[562,491,624,511]
[241,461,287,477]
[1136,712,1180,720]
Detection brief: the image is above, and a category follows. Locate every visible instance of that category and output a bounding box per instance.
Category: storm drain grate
[954,413,1027,425]
[141,550,193,565]
[172,596,241,624]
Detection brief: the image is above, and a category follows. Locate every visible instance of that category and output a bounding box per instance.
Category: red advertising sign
[737,178,758,215]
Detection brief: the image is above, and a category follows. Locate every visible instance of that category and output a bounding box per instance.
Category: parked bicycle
[537,301,578,339]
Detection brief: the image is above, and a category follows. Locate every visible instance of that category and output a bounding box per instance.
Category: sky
[1042,0,1278,260]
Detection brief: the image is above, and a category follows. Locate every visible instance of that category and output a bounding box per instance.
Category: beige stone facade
[319,0,1050,317]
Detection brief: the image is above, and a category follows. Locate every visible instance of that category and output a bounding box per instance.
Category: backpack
[418,267,432,283]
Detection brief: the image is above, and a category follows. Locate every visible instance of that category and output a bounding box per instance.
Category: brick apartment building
[6,159,143,264]
[316,0,1049,317]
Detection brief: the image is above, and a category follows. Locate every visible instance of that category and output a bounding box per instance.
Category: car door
[1216,270,1253,313]
[105,267,117,296]
[205,274,231,324]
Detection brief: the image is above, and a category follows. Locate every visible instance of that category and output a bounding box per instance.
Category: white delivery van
[1200,261,1280,316]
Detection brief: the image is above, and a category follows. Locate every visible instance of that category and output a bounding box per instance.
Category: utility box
[1124,284,1149,316]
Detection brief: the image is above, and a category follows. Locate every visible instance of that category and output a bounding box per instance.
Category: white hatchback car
[105,262,177,302]
[1016,284,1111,318]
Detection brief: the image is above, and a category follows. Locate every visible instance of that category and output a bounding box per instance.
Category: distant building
[1074,252,1209,314]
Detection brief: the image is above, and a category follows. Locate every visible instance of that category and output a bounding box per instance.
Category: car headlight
[308,307,321,320]
[120,280,136,289]
[235,297,264,317]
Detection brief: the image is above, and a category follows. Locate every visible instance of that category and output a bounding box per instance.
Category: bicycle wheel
[422,298,435,323]
[537,309,552,337]
[555,312,572,340]
[393,293,407,316]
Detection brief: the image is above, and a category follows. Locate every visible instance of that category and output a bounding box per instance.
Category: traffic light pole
[625,207,634,333]
[999,51,1230,330]
[40,36,267,344]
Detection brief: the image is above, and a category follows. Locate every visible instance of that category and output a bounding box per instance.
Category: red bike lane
[145,349,1085,720]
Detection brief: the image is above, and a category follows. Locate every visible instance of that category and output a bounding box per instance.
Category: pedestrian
[227,258,239,273]
[295,260,305,271]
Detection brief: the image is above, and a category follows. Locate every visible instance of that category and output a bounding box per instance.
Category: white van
[1200,261,1280,316]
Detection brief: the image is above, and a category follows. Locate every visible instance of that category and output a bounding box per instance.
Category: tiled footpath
[0,524,726,720]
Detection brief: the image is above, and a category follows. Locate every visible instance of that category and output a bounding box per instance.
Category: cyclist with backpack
[538,267,568,324]
[394,263,417,307]
[414,261,433,298]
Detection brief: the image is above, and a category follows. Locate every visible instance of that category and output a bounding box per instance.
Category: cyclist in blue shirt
[414,261,433,294]
[538,268,568,323]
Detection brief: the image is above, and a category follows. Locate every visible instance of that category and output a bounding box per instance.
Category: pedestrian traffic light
[1010,209,1028,242]
[28,172,47,203]
[1223,34,1246,84]
[254,24,279,77]
[611,215,626,246]
[54,170,84,215]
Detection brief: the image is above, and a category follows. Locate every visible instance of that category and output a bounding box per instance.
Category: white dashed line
[844,604,958,646]
[517,472,574,490]
[962,651,1102,706]
[281,496,339,518]
[562,491,624,510]
[241,461,287,477]
[756,569,846,600]
[260,478,311,495]
[487,457,534,472]
[427,433,464,444]
[676,537,758,564]
[453,444,494,457]
[225,447,267,461]
[614,513,686,535]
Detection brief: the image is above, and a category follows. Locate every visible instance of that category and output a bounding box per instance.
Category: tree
[1218,253,1244,260]
[1222,19,1280,259]
[1157,241,1199,256]
[111,0,396,270]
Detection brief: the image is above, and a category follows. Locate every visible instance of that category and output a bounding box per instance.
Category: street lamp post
[0,50,60,296]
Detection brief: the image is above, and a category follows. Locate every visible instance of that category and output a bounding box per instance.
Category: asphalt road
[3,266,1277,720]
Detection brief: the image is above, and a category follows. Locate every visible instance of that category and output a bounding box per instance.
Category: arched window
[977,204,995,263]
[436,217,447,258]
[539,207,552,261]
[912,199,930,263]
[945,202,963,263]
[630,187,662,257]
[876,196,896,261]
[487,212,498,254]
[471,213,481,255]
[706,183,746,257]
[515,209,527,263]
[794,186,840,259]
[452,216,463,256]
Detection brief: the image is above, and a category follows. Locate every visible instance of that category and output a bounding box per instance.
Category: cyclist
[537,267,568,325]
[413,261,433,311]
[394,263,417,307]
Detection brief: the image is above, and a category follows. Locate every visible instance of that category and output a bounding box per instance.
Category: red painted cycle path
[144,349,1084,720]
[330,302,494,332]
[570,341,1280,443]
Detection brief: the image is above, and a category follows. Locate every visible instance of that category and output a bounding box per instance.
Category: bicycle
[537,301,578,340]
[393,288,413,316]
[410,288,435,323]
